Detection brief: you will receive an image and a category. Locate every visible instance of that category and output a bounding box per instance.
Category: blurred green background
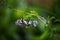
[0,0,60,40]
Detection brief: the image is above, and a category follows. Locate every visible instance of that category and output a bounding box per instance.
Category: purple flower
[15,18,39,27]
[15,18,24,26]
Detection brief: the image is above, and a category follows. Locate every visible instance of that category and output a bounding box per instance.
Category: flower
[33,20,39,27]
[15,18,24,26]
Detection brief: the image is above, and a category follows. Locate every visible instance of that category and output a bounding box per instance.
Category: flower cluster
[15,18,39,27]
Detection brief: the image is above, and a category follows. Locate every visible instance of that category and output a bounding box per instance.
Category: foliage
[0,0,60,40]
